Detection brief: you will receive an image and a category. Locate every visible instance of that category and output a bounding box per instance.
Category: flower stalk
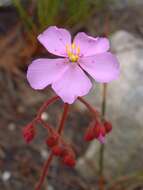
[35,96,59,121]
[35,103,70,190]
[98,83,107,190]
[58,103,70,134]
[78,97,99,118]
[35,153,54,190]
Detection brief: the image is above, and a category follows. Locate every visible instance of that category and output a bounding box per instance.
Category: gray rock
[113,0,143,9]
[0,0,11,6]
[76,31,143,179]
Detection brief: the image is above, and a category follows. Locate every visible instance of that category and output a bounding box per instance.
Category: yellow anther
[77,47,80,55]
[66,43,80,62]
[66,44,71,56]
[68,52,72,57]
[72,43,76,50]
[66,44,70,52]
[69,54,78,62]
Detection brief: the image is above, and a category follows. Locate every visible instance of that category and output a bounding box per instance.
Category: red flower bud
[100,126,106,136]
[46,133,59,147]
[23,123,35,143]
[104,121,112,133]
[93,122,101,138]
[52,145,63,156]
[63,154,76,167]
[84,126,95,141]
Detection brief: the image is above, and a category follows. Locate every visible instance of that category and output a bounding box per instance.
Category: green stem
[98,84,107,190]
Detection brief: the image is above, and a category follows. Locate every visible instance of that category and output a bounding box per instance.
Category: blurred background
[0,0,143,189]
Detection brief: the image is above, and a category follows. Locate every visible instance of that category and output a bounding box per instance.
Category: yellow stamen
[77,47,80,55]
[66,44,70,55]
[66,43,80,62]
[72,43,76,50]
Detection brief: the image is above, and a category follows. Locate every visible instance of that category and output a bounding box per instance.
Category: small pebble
[2,171,11,181]
[8,123,16,131]
[41,112,49,121]
[17,105,25,113]
[47,185,54,190]
[40,149,49,160]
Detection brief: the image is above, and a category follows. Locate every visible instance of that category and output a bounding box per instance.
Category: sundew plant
[23,26,120,190]
[12,0,121,189]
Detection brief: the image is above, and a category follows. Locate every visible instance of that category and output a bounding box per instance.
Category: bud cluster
[21,96,114,190]
[84,120,112,143]
[46,132,76,167]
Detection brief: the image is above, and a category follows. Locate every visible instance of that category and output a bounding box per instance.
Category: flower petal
[38,26,71,57]
[73,32,110,56]
[52,63,92,104]
[80,52,120,83]
[98,134,105,144]
[27,58,68,89]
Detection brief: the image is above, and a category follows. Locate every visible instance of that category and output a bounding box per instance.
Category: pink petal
[27,58,68,89]
[38,26,71,57]
[73,32,110,57]
[98,134,105,144]
[52,63,92,104]
[79,52,120,83]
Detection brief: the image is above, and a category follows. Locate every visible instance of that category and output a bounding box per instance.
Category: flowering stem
[35,103,70,190]
[58,103,70,134]
[36,96,59,121]
[38,119,54,134]
[98,84,107,190]
[78,97,99,118]
[35,153,54,190]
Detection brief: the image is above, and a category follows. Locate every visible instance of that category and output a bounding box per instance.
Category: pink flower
[27,26,120,104]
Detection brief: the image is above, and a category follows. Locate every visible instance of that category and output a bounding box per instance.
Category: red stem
[58,103,70,134]
[35,103,70,190]
[35,153,54,190]
[36,96,59,120]
[38,119,53,134]
[78,97,99,118]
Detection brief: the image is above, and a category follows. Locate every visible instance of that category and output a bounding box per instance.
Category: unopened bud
[23,123,35,143]
[46,133,59,147]
[104,121,112,133]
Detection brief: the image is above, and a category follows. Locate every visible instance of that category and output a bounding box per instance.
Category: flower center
[66,43,80,62]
